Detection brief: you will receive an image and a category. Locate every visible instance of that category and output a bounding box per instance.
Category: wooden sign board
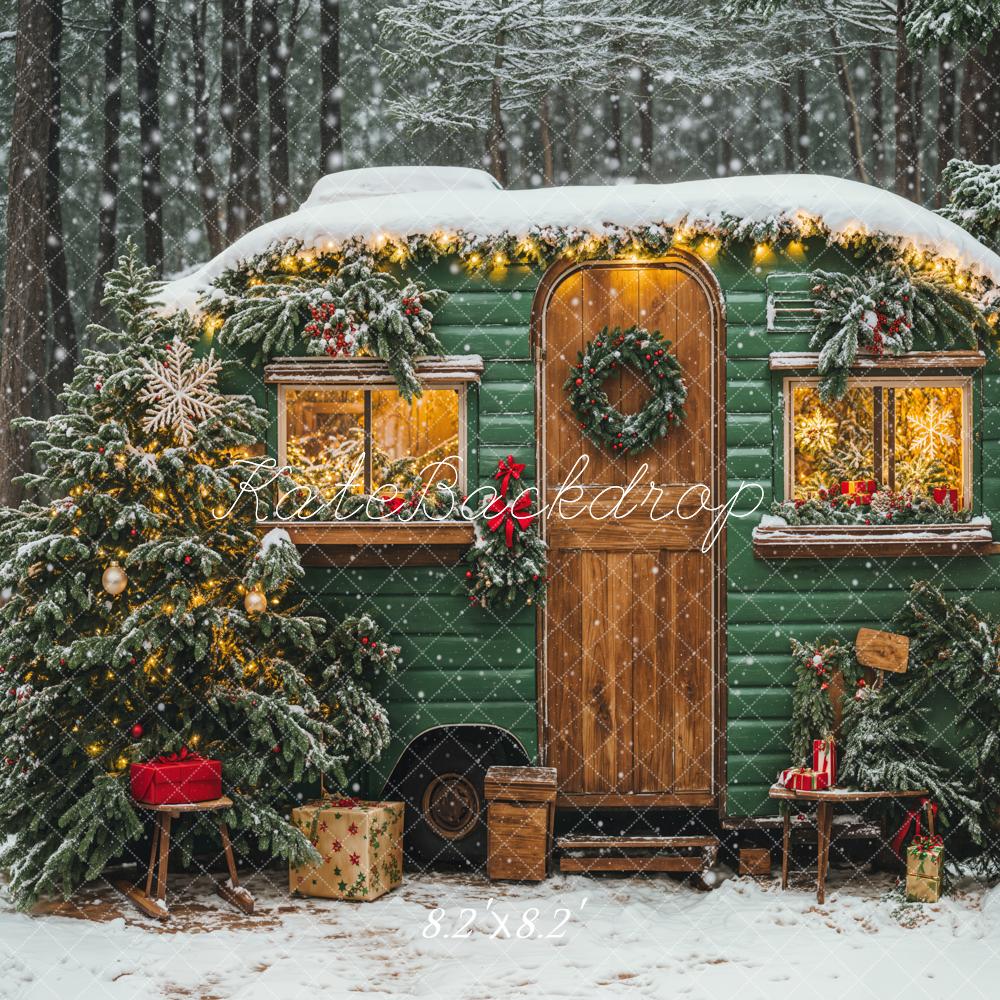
[855,628,909,673]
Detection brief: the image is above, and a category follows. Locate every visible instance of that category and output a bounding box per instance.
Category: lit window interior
[790,382,965,503]
[284,386,460,497]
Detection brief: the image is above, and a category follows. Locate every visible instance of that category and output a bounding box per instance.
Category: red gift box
[130,748,222,805]
[812,737,837,787]
[777,766,829,791]
[841,480,876,506]
[933,487,960,512]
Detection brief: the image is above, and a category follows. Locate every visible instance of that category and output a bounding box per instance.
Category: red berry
[575,378,583,386]
[465,570,473,578]
[183,555,191,564]
[361,637,369,644]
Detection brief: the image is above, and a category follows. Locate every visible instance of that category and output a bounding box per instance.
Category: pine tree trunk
[893,2,920,200]
[264,0,298,216]
[985,33,1000,164]
[0,0,54,506]
[780,69,794,173]
[44,0,75,411]
[220,0,242,240]
[637,65,654,181]
[91,0,124,325]
[869,46,885,184]
[190,0,222,254]
[828,25,868,184]
[539,92,555,187]
[795,67,809,171]
[608,89,623,178]
[559,89,576,181]
[319,0,343,174]
[132,0,166,274]
[228,0,265,234]
[485,28,508,187]
[936,42,955,206]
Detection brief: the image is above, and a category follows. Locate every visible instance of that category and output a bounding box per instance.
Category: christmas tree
[0,244,399,909]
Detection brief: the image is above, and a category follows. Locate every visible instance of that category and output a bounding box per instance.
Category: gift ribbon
[152,747,205,765]
[324,797,360,808]
[486,491,535,548]
[891,798,937,857]
[494,455,526,498]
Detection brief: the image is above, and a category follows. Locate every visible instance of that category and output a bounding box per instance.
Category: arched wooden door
[537,257,722,807]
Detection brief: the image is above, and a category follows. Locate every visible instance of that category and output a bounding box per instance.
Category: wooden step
[557,834,717,851]
[557,833,720,880]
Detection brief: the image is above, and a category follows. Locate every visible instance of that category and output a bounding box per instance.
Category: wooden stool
[485,766,557,881]
[116,796,255,921]
[769,784,928,904]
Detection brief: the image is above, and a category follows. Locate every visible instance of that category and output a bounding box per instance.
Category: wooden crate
[738,846,772,877]
[485,766,557,882]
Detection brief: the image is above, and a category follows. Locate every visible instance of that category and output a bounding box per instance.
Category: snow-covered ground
[2,868,999,1000]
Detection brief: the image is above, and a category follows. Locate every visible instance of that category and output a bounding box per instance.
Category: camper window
[784,376,972,505]
[278,383,465,498]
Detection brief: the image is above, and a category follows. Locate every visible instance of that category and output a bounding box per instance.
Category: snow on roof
[162,172,1000,312]
[301,165,501,209]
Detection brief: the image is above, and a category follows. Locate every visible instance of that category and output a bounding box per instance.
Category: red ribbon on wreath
[494,455,526,498]
[486,491,535,548]
[891,798,937,857]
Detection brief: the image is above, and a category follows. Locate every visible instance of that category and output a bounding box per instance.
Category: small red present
[777,766,829,791]
[933,487,960,512]
[130,747,222,805]
[812,736,837,787]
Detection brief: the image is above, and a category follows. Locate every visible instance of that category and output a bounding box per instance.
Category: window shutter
[765,272,817,333]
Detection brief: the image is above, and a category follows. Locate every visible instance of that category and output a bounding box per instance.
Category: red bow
[486,491,535,548]
[381,496,405,515]
[153,747,202,764]
[494,455,526,498]
[891,798,937,857]
[325,796,360,808]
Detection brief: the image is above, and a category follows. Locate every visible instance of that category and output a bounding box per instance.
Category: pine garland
[789,640,861,762]
[215,245,447,400]
[772,489,971,526]
[565,325,686,455]
[810,266,985,402]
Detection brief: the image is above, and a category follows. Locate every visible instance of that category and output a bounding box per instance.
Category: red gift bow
[152,747,204,765]
[381,496,406,515]
[325,796,360,808]
[891,798,937,857]
[486,491,535,548]
[494,455,526,498]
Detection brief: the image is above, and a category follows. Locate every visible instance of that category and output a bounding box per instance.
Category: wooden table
[769,784,928,903]
[116,796,255,921]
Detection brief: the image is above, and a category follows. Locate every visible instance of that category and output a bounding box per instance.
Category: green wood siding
[238,244,998,816]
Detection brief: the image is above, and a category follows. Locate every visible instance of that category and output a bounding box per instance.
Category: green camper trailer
[163,167,1000,864]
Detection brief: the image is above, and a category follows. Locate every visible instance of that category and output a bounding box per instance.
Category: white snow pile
[2,870,999,999]
[258,526,293,553]
[161,171,1000,314]
[300,165,501,210]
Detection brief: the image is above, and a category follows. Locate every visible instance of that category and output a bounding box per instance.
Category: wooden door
[539,259,720,806]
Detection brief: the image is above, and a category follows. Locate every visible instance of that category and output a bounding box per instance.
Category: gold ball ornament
[102,562,128,596]
[244,587,267,614]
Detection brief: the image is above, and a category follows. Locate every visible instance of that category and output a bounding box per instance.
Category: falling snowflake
[137,337,224,446]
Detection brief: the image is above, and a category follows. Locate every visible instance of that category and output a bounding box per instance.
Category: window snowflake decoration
[137,337,224,446]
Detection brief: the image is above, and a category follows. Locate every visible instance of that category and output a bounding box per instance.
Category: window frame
[276,380,469,497]
[782,374,974,508]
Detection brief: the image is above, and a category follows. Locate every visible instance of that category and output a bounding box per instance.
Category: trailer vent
[765,272,817,333]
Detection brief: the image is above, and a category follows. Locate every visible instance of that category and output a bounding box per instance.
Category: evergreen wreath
[789,639,862,762]
[810,265,986,402]
[565,324,686,454]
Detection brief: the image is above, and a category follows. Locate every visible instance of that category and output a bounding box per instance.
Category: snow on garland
[214,246,447,400]
[465,456,547,610]
[565,325,686,455]
[810,266,989,402]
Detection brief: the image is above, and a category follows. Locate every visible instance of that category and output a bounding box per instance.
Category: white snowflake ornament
[137,337,224,446]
